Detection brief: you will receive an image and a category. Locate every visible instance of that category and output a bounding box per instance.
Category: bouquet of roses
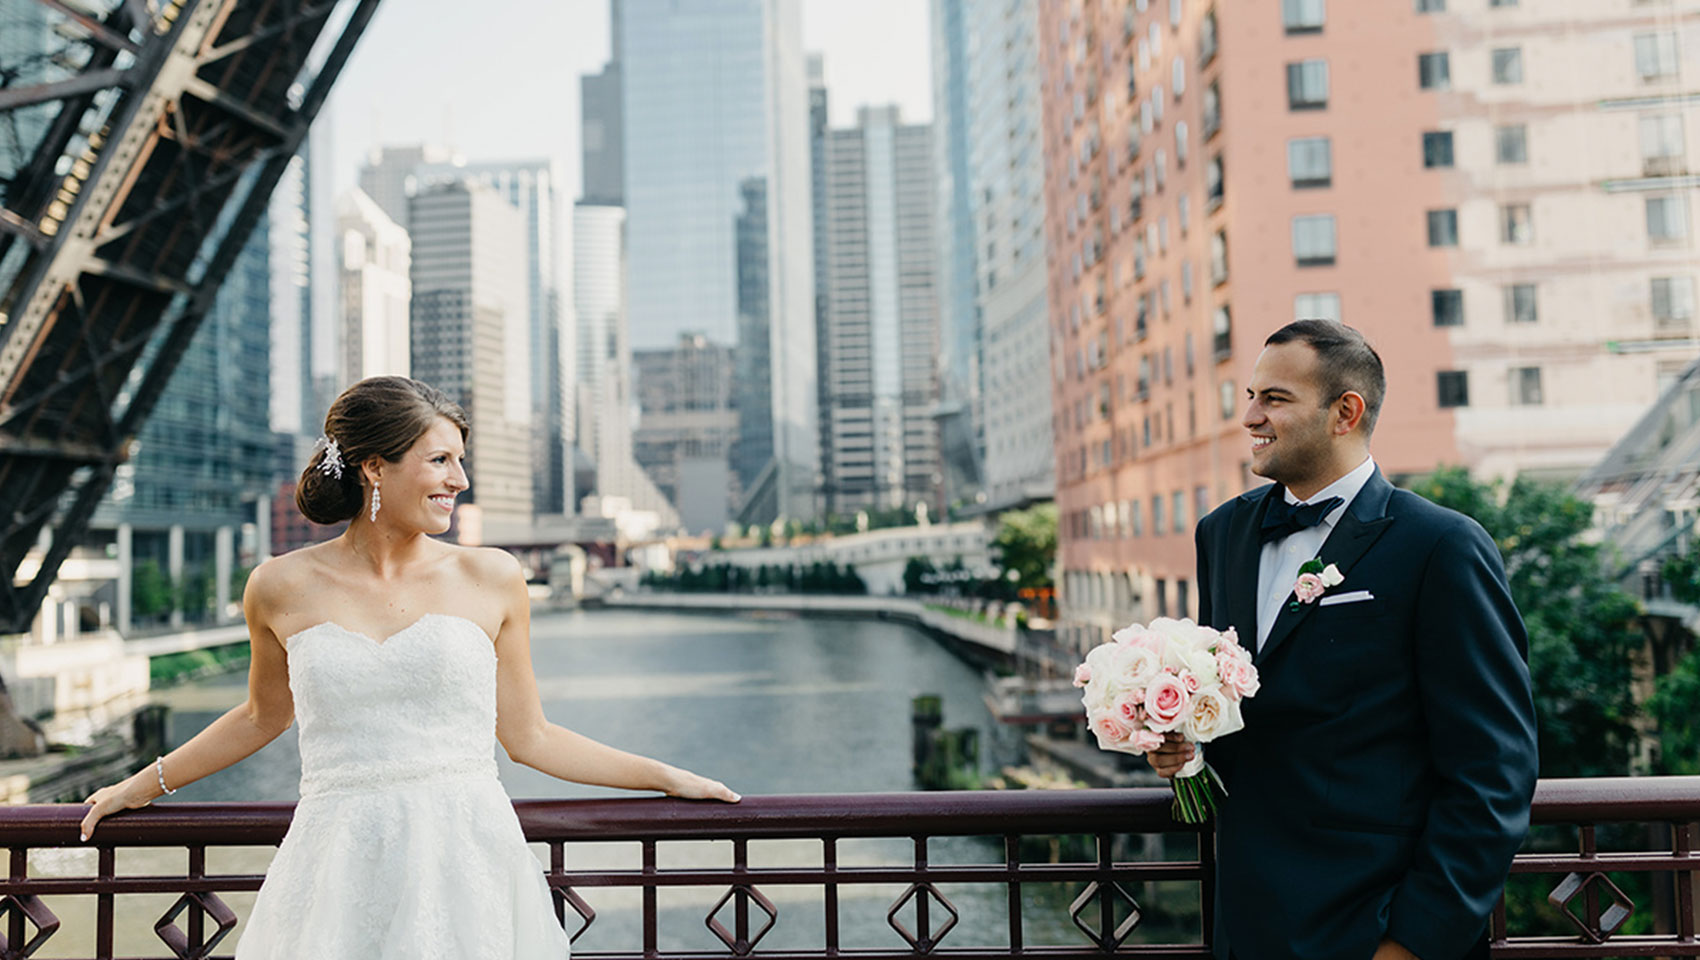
[1073,617,1260,822]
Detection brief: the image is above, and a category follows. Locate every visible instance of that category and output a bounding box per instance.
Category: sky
[321,0,934,203]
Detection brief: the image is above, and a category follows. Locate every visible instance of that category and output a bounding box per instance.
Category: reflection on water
[35,609,1175,955]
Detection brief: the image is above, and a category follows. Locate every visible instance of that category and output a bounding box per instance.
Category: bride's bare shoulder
[244,542,341,609]
[445,543,524,589]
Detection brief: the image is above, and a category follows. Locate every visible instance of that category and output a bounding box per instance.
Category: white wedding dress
[234,613,572,959]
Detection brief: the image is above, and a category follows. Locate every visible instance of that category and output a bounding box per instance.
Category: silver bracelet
[154,755,177,798]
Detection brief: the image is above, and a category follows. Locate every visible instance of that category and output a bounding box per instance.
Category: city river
[29,608,1176,956]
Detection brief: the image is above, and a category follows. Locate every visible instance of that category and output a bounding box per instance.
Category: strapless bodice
[283,613,499,799]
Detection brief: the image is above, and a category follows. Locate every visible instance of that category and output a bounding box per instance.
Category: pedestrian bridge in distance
[0,0,381,637]
[0,778,1691,957]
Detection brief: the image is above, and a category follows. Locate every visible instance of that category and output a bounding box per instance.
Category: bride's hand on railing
[79,774,155,841]
[662,766,741,803]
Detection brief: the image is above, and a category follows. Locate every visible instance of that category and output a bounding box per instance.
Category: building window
[1210,231,1229,285]
[1432,289,1464,327]
[1490,0,1517,5]
[1172,491,1187,533]
[1155,148,1168,190]
[1182,260,1194,301]
[1422,131,1454,168]
[1178,193,1191,235]
[1206,154,1225,208]
[1641,115,1686,177]
[1295,292,1343,322]
[1635,32,1680,84]
[1292,214,1337,266]
[1510,366,1543,406]
[1504,284,1538,324]
[1200,10,1219,65]
[1418,52,1451,90]
[1153,497,1166,537]
[1131,500,1144,537]
[1437,371,1468,408]
[1176,122,1189,166]
[1220,379,1237,420]
[1283,0,1325,33]
[1491,47,1524,85]
[1213,305,1233,359]
[1648,195,1690,244]
[1496,124,1528,164]
[1171,0,1183,27]
[1203,82,1222,139]
[1287,60,1329,110]
[1653,276,1696,332]
[1500,203,1533,245]
[1288,137,1332,188]
[1172,57,1186,99]
[1427,208,1459,247]
[1415,0,1445,10]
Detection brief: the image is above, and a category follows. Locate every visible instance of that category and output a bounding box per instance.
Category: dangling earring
[370,481,381,522]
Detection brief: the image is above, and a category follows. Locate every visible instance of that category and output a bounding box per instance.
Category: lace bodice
[284,613,499,799]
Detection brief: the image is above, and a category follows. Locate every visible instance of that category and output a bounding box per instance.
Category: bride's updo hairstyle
[295,377,470,524]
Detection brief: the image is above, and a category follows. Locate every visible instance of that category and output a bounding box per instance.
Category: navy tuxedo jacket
[1195,469,1538,960]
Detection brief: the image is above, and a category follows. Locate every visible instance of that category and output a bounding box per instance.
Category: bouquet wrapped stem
[1169,756,1226,824]
[1075,618,1260,826]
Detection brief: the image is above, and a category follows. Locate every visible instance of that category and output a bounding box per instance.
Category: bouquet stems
[1170,763,1226,824]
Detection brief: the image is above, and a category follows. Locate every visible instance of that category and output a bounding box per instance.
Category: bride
[78,376,737,958]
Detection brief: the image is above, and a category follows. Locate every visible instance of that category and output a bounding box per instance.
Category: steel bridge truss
[0,0,380,635]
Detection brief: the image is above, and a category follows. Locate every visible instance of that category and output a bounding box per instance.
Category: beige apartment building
[1040,0,1699,650]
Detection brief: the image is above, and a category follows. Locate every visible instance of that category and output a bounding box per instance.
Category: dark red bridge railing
[0,777,1690,958]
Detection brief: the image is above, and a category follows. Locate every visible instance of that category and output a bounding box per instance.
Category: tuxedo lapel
[1256,470,1396,666]
[1224,487,1274,644]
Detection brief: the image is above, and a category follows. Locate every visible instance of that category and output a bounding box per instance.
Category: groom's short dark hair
[1265,320,1386,436]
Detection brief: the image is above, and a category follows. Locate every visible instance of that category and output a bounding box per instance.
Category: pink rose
[1073,663,1091,688]
[1128,685,1145,705]
[1115,695,1142,725]
[1091,712,1133,748]
[1216,651,1261,700]
[1178,669,1200,693]
[1293,572,1326,603]
[1144,674,1191,731]
[1130,728,1164,752]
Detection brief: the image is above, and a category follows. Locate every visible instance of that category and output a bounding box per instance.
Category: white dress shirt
[1254,456,1377,650]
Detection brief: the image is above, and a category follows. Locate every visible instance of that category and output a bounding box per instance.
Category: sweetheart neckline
[282,612,494,650]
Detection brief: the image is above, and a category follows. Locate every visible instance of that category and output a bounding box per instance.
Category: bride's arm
[79,564,298,840]
[487,553,737,802]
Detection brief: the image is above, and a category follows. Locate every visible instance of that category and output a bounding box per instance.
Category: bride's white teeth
[429,495,455,510]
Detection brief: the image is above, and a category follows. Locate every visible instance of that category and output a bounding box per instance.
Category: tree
[1413,467,1642,778]
[992,503,1058,594]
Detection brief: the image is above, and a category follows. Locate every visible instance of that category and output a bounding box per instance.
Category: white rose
[1179,644,1220,687]
[1320,563,1344,588]
[1183,687,1243,742]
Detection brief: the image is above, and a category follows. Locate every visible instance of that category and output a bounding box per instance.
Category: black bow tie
[1260,494,1344,544]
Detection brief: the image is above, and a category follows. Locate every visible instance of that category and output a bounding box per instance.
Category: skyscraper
[821,107,943,515]
[953,0,1053,512]
[929,0,986,507]
[268,150,313,437]
[621,0,818,522]
[97,224,273,628]
[415,158,567,516]
[572,201,680,528]
[408,181,533,540]
[335,188,411,384]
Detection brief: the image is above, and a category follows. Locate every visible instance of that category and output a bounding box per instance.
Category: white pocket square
[1318,590,1375,607]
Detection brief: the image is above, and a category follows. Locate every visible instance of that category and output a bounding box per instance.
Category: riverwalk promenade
[602,592,1020,656]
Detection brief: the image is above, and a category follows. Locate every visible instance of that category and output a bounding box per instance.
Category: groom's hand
[1145,732,1194,779]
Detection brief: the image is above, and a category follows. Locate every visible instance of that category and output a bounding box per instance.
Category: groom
[1149,320,1538,960]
